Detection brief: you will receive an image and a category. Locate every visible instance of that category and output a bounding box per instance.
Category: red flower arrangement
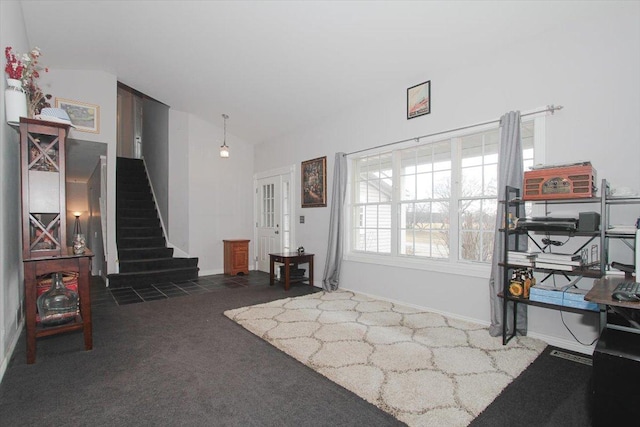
[4,46,51,116]
[4,46,25,79]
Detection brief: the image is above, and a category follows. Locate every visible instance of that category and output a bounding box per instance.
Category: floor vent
[550,349,592,366]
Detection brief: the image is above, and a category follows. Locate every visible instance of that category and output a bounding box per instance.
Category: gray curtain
[489,111,528,337]
[322,152,347,291]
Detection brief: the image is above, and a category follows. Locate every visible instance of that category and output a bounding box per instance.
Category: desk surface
[585,276,640,309]
[269,252,314,258]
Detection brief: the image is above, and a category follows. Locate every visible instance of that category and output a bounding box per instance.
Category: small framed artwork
[301,156,327,208]
[55,98,100,133]
[407,80,431,119]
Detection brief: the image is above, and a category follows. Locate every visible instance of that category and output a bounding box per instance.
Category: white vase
[5,78,28,125]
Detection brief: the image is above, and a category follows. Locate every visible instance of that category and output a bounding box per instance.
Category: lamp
[73,212,82,235]
[219,113,230,158]
[72,212,86,254]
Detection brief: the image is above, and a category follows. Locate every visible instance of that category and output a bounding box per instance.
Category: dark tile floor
[91,271,279,308]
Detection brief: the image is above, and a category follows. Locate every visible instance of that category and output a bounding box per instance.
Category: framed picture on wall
[301,156,327,208]
[55,98,100,133]
[407,80,431,119]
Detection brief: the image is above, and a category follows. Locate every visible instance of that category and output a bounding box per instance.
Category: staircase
[107,157,199,288]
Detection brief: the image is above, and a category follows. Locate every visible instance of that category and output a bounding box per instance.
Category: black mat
[470,346,593,426]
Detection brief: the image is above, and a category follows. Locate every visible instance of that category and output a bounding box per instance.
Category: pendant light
[220,113,230,158]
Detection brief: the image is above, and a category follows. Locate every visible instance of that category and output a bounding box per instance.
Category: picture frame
[55,98,100,133]
[301,156,327,208]
[407,80,431,119]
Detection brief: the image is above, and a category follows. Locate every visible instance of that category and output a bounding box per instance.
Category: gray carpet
[0,280,401,426]
[0,274,593,426]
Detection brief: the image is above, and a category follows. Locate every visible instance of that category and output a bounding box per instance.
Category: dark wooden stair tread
[111,157,199,288]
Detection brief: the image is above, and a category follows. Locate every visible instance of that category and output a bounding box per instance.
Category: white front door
[256,176,281,272]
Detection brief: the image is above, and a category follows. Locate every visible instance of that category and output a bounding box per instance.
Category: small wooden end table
[269,252,314,291]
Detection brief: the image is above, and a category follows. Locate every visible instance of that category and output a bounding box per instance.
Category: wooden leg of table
[309,257,314,288]
[284,259,291,291]
[24,263,37,364]
[269,257,274,286]
[79,257,93,351]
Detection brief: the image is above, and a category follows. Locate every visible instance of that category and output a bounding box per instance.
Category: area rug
[224,290,546,426]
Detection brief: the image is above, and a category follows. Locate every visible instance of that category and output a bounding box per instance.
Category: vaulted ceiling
[21,1,606,145]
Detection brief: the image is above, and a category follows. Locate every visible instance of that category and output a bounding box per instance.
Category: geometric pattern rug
[224,290,547,426]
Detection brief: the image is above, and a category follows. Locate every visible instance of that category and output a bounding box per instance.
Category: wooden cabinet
[18,118,94,363]
[224,239,250,275]
[19,118,70,260]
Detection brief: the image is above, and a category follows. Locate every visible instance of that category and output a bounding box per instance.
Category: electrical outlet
[300,216,305,224]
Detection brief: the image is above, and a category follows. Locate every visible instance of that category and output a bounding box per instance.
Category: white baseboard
[198,268,225,276]
[0,319,24,384]
[526,331,595,355]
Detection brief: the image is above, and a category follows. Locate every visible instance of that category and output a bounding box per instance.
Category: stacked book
[534,253,583,271]
[507,251,538,267]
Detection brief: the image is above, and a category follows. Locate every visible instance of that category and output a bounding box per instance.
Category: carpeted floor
[225,290,548,426]
[1,275,403,426]
[0,272,594,426]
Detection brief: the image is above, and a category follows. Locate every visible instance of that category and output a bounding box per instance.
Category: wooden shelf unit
[19,118,70,260]
[18,118,94,363]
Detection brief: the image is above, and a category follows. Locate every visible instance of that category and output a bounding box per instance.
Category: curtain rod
[346,104,563,156]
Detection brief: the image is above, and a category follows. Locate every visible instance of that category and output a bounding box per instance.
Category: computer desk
[585,275,640,426]
[585,275,640,333]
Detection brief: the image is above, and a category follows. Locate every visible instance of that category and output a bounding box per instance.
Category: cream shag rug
[224,290,546,426]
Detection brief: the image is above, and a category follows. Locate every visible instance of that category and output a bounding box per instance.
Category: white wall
[183,114,255,275]
[40,69,118,274]
[87,158,106,277]
[168,110,190,252]
[0,0,29,381]
[142,99,169,227]
[254,5,640,354]
[66,181,89,246]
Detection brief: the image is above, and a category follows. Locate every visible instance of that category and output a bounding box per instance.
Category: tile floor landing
[91,271,279,308]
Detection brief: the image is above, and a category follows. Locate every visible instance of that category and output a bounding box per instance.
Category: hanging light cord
[223,113,228,145]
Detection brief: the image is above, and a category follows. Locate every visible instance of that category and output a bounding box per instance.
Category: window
[349,118,539,270]
[282,180,291,252]
[352,153,392,253]
[261,183,275,228]
[399,141,451,258]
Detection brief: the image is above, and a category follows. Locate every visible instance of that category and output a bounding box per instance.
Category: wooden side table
[223,239,250,275]
[269,252,314,291]
[24,249,94,364]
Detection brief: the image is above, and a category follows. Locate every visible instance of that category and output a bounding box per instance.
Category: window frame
[344,113,546,278]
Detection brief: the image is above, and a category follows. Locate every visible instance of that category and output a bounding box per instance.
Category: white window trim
[344,112,547,278]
